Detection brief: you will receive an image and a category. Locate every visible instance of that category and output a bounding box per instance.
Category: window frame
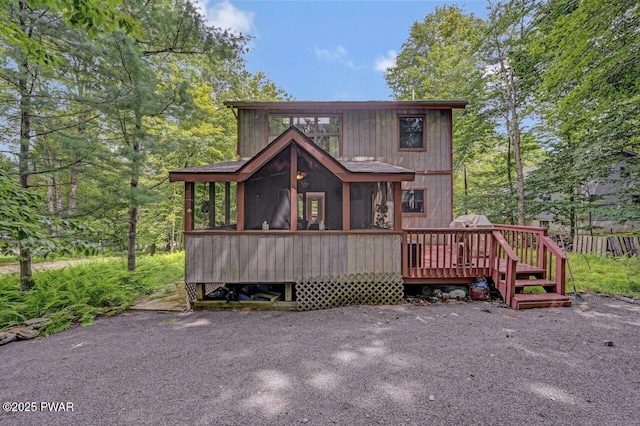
[397,114,427,152]
[267,114,342,158]
[401,188,427,216]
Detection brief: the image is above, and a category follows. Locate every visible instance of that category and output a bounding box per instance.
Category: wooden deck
[403,248,543,282]
[402,226,570,310]
[183,225,570,311]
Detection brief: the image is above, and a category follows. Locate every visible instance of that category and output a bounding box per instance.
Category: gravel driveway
[1,294,639,426]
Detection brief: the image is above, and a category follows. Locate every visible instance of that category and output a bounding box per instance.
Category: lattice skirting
[296,272,404,311]
[186,283,226,302]
[185,283,197,303]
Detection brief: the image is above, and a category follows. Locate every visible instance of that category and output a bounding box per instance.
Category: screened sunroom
[170,127,414,234]
[168,127,415,303]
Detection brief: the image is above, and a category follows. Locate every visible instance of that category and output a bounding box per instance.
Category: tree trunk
[463,165,469,215]
[505,66,526,226]
[68,167,78,215]
[127,113,143,272]
[17,1,34,290]
[53,172,63,213]
[47,175,55,214]
[128,205,138,271]
[489,5,526,226]
[569,192,576,239]
[19,243,33,293]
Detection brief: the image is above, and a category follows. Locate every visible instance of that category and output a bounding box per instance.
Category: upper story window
[268,115,341,157]
[398,115,425,150]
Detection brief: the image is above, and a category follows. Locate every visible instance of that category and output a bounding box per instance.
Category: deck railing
[402,225,568,308]
[494,225,546,270]
[402,228,494,279]
[491,230,519,307]
[541,235,567,294]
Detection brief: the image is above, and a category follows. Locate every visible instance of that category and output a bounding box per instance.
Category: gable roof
[169,126,415,183]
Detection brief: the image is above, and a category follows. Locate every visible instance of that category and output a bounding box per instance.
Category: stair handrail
[494,224,546,270]
[541,235,567,295]
[492,230,519,306]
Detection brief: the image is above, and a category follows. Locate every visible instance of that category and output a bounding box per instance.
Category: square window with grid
[268,115,341,157]
[402,189,425,214]
[398,116,425,150]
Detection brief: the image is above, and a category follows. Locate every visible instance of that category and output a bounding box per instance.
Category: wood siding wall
[185,233,402,283]
[402,174,452,229]
[236,107,453,228]
[237,108,451,170]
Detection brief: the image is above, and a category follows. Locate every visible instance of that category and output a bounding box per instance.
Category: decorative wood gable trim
[236,126,349,182]
[169,126,415,183]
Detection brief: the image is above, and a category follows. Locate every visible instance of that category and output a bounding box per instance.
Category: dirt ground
[0,259,102,277]
[1,294,639,426]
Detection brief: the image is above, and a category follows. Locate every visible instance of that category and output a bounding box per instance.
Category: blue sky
[196,0,490,101]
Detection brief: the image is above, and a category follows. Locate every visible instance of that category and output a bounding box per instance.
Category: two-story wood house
[170,101,571,310]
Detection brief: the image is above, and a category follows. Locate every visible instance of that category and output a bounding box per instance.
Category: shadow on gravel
[1,294,638,426]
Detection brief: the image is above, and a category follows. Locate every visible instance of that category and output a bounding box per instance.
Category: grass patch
[0,252,184,335]
[0,250,147,266]
[566,253,640,297]
[0,255,18,265]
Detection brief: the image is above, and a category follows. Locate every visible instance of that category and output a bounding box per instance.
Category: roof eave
[224,100,468,110]
[342,172,415,183]
[169,172,241,183]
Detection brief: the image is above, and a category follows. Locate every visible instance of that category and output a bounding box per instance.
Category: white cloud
[195,0,255,35]
[316,45,366,70]
[374,50,397,72]
[315,45,349,62]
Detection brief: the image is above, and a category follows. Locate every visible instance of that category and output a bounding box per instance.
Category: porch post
[394,182,402,231]
[290,144,298,231]
[342,182,350,231]
[184,182,194,232]
[224,182,231,226]
[208,182,216,228]
[237,182,245,231]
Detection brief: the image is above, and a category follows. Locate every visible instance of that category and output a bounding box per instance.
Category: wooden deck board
[512,293,571,309]
[403,244,492,280]
[403,244,544,281]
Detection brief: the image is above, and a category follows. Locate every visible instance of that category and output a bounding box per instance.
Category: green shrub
[0,252,184,335]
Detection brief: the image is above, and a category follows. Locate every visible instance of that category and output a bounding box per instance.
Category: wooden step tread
[499,266,546,275]
[515,279,556,287]
[512,293,572,310]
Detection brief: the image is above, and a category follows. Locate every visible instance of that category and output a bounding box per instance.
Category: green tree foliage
[386,0,637,231]
[0,0,139,286]
[385,4,544,223]
[384,6,497,217]
[86,0,248,271]
[0,0,139,64]
[0,169,97,290]
[0,0,289,283]
[482,0,541,225]
[526,0,639,234]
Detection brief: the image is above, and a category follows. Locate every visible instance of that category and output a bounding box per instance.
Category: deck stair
[496,269,571,310]
[494,226,571,310]
[511,292,572,309]
[402,225,571,310]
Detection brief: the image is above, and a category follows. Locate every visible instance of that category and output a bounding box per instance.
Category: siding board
[184,233,402,284]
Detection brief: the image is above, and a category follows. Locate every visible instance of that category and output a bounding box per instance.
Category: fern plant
[0,252,184,335]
